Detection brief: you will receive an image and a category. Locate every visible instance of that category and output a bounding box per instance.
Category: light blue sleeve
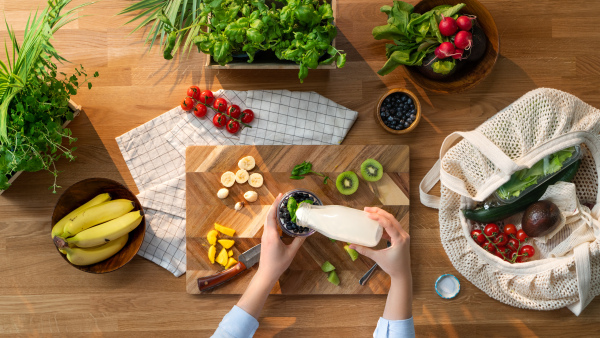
[212,305,259,338]
[373,317,416,338]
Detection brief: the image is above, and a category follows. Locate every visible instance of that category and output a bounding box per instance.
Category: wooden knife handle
[197,262,248,292]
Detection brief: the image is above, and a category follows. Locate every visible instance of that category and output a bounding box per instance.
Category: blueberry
[386,116,392,122]
[404,122,410,128]
[401,96,407,102]
[285,223,294,230]
[410,114,416,119]
[407,98,412,104]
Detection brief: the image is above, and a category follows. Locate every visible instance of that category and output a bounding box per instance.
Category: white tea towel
[116,90,358,276]
[116,107,186,191]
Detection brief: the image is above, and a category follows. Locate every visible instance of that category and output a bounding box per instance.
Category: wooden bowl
[51,178,145,273]
[405,0,499,94]
[375,88,422,134]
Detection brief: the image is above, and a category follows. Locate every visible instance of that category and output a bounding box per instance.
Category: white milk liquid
[295,204,383,247]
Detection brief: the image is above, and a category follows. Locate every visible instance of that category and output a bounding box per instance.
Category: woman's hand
[349,207,410,280]
[350,207,412,320]
[256,193,306,285]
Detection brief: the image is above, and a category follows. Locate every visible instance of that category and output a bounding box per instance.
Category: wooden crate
[0,99,81,196]
[204,0,338,69]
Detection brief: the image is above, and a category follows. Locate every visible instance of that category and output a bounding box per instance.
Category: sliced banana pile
[217,155,264,209]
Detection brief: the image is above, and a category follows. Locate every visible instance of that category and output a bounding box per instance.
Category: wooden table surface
[2,0,600,336]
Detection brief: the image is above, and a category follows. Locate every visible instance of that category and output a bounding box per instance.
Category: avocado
[521,200,561,237]
[466,22,487,62]
[414,53,465,81]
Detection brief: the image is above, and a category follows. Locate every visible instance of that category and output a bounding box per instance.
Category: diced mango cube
[218,239,235,249]
[214,223,236,237]
[216,248,228,266]
[225,257,238,269]
[207,230,219,245]
[228,250,233,257]
[208,245,216,264]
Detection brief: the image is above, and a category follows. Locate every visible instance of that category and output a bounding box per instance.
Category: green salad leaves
[496,147,577,200]
[372,1,465,75]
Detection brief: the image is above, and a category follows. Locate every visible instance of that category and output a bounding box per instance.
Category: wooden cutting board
[186,145,409,294]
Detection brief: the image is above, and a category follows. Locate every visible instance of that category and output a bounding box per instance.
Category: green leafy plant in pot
[119,0,346,83]
[0,0,98,193]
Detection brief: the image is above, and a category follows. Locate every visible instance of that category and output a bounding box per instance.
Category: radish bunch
[435,15,474,61]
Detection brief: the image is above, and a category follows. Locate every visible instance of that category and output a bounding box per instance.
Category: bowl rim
[51,177,146,274]
[375,88,422,135]
[405,0,500,94]
[277,189,323,237]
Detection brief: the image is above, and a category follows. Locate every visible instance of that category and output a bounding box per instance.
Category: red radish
[456,16,473,31]
[452,48,464,60]
[454,30,473,50]
[438,16,458,36]
[434,42,456,59]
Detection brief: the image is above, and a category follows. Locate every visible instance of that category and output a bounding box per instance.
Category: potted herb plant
[120,0,346,82]
[0,0,97,194]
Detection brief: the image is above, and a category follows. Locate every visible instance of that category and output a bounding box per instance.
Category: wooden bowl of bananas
[51,178,146,274]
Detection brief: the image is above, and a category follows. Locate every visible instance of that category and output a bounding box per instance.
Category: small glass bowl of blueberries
[376,88,421,134]
[277,189,323,237]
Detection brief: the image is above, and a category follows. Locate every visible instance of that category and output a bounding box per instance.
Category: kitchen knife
[197,243,261,292]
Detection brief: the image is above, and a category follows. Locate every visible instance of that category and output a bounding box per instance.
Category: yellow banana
[64,211,142,248]
[64,234,129,266]
[62,199,135,237]
[51,193,111,239]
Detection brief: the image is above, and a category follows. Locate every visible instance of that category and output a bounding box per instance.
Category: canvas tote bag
[420,88,600,315]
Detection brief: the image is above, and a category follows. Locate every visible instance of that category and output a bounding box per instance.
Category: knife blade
[197,243,261,292]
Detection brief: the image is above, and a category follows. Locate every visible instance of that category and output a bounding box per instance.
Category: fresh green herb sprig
[290,161,330,184]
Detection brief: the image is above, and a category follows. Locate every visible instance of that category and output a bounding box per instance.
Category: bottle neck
[295,203,312,227]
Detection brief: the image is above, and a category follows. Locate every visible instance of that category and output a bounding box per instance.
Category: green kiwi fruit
[360,159,383,182]
[336,171,359,195]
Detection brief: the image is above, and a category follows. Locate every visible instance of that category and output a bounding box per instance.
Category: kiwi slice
[360,159,383,182]
[321,261,336,273]
[336,171,359,195]
[327,271,340,286]
[344,245,359,261]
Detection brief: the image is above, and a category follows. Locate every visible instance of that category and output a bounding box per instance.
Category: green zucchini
[463,159,581,223]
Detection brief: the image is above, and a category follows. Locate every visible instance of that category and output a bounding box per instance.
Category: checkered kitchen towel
[117,90,358,276]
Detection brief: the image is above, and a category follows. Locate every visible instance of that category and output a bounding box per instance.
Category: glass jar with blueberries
[376,88,421,134]
[277,189,323,237]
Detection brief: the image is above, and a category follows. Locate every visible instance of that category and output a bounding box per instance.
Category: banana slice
[236,169,249,184]
[221,171,236,187]
[238,156,256,171]
[248,173,263,188]
[244,191,258,202]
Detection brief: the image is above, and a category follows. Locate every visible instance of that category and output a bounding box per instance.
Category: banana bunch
[52,194,143,266]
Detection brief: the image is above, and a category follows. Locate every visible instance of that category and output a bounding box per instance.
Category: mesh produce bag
[420,88,600,315]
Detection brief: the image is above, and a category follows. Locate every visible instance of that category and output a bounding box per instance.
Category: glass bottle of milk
[295,204,383,247]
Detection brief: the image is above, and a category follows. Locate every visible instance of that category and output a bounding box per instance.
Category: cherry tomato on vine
[199,90,214,105]
[187,86,201,100]
[181,97,194,111]
[516,229,529,243]
[483,223,500,239]
[503,224,517,237]
[496,245,511,258]
[193,103,207,118]
[482,241,496,255]
[511,251,523,263]
[213,98,228,112]
[470,229,486,245]
[213,113,227,128]
[226,120,240,134]
[226,105,241,119]
[507,238,519,252]
[493,232,509,246]
[241,109,254,123]
[519,245,535,258]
